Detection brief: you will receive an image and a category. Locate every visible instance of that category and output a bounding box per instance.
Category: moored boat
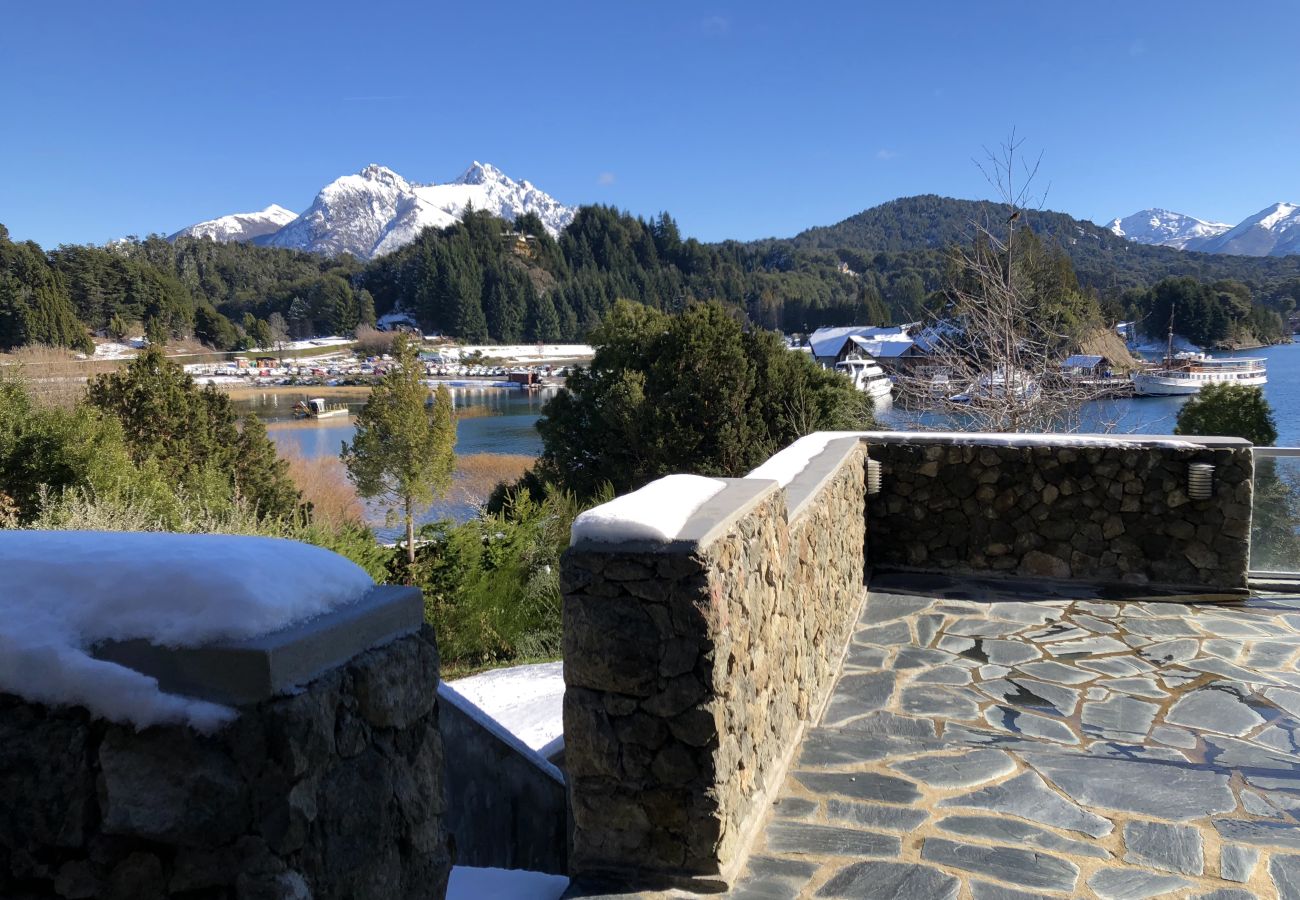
[292,398,350,419]
[835,357,893,400]
[1131,306,1267,397]
[1132,354,1267,396]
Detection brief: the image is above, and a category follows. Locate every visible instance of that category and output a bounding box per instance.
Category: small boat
[949,366,1036,404]
[1131,306,1267,397]
[835,357,893,400]
[292,398,349,419]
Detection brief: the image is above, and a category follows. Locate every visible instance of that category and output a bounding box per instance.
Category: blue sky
[2,1,1297,248]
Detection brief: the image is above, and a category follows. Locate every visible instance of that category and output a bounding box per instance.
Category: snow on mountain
[1108,203,1300,256]
[1195,202,1300,257]
[260,162,575,260]
[1106,209,1230,251]
[169,204,298,244]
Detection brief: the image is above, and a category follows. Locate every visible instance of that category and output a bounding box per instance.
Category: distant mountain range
[169,162,576,260]
[1108,203,1300,257]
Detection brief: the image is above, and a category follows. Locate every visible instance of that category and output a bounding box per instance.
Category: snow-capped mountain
[1106,209,1230,251]
[1195,202,1300,257]
[169,204,298,243]
[1108,203,1300,256]
[170,162,575,260]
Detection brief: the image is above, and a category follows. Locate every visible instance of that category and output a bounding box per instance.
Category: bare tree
[897,132,1115,433]
[267,312,289,361]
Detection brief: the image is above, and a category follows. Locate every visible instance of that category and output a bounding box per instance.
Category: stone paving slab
[725,574,1300,899]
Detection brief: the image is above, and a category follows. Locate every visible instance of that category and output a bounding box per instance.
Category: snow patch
[571,475,727,545]
[748,431,863,487]
[446,661,564,754]
[0,531,374,732]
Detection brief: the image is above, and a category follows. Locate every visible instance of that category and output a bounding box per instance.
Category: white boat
[1132,353,1267,396]
[1131,306,1267,397]
[949,366,1036,404]
[292,397,349,419]
[835,357,893,400]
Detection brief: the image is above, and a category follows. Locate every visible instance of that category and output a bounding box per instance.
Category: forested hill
[4,194,1300,356]
[784,195,1300,293]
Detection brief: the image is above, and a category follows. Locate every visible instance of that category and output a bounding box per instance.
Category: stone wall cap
[856,431,1251,449]
[92,585,424,707]
[569,478,779,554]
[784,436,864,522]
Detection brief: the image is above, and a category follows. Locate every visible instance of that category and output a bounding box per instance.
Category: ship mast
[1165,302,1175,366]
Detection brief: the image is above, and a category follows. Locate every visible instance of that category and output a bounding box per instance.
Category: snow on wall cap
[570,474,727,545]
[0,531,374,732]
[748,431,865,488]
[747,431,1216,490]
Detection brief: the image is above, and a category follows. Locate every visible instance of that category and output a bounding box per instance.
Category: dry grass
[281,448,367,528]
[354,326,398,356]
[264,416,355,432]
[0,345,117,407]
[221,385,374,401]
[450,453,535,505]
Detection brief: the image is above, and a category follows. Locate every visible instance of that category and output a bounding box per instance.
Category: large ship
[835,356,893,400]
[1131,307,1267,397]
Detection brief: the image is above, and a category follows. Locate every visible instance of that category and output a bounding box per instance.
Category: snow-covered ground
[446,661,565,754]
[90,338,147,360]
[446,866,567,900]
[1127,333,1202,356]
[448,344,594,363]
[0,532,373,732]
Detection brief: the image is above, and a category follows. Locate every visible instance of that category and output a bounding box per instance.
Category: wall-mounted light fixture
[867,458,883,495]
[1187,463,1214,500]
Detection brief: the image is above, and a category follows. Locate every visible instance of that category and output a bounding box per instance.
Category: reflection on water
[235,386,557,537]
[879,342,1300,440]
[236,386,556,460]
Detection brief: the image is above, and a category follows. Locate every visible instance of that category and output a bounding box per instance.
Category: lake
[243,343,1300,536]
[878,342,1300,444]
[235,385,558,538]
[239,385,555,460]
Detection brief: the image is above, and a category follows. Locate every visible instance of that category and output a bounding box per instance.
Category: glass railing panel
[1250,448,1300,576]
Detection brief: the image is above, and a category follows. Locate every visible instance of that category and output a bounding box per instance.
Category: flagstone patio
[722,574,1300,899]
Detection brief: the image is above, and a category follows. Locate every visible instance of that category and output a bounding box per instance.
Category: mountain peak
[246,162,574,259]
[1110,202,1300,257]
[168,203,298,244]
[1107,208,1231,251]
[454,160,509,186]
[356,164,407,188]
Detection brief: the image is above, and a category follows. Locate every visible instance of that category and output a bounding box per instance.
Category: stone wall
[562,440,867,891]
[438,683,568,875]
[866,435,1253,591]
[0,627,449,900]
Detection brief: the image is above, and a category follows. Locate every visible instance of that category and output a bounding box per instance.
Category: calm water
[244,344,1300,535]
[237,386,557,537]
[879,342,1300,444]
[238,386,555,460]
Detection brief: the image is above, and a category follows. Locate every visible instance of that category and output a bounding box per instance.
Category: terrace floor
[726,574,1300,900]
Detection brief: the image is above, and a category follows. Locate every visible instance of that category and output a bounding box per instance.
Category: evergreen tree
[343,335,456,571]
[233,414,301,518]
[1175,383,1298,572]
[86,346,298,520]
[356,289,377,329]
[1174,383,1277,446]
[535,300,872,497]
